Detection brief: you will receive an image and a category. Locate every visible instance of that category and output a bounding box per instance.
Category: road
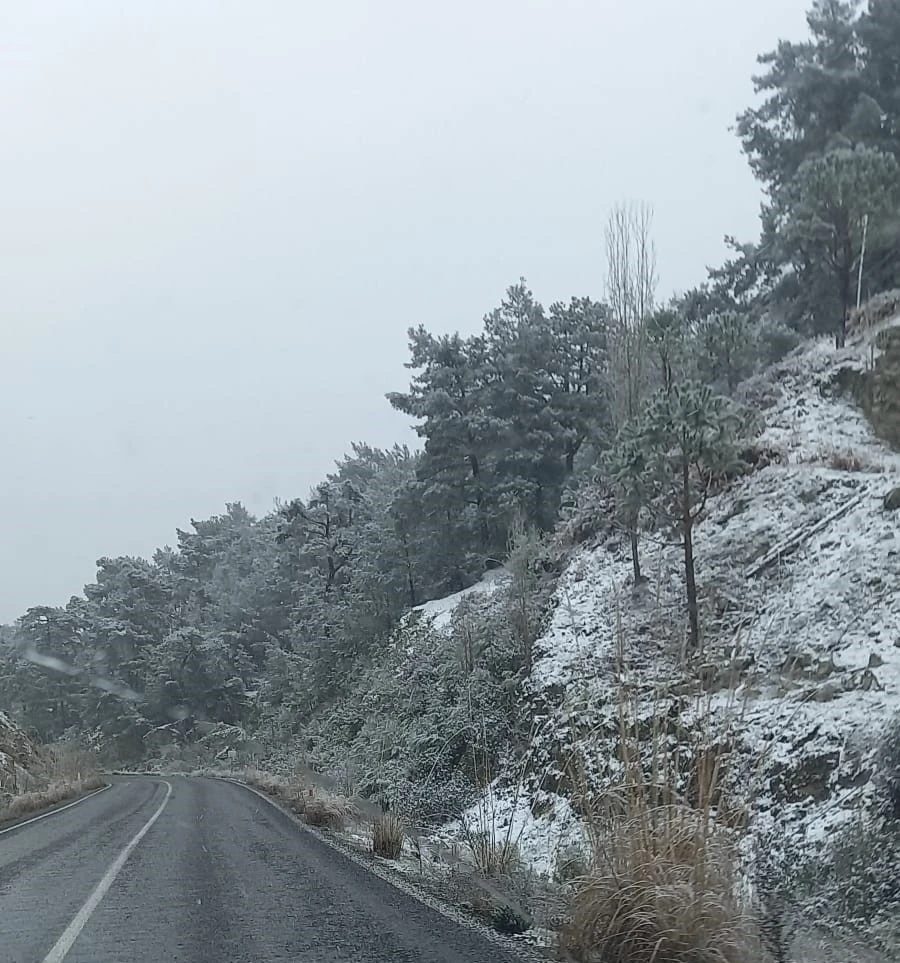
[0,776,531,963]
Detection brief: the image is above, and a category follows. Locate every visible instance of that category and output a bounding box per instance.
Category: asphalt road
[0,776,531,963]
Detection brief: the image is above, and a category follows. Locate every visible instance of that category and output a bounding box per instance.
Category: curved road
[0,776,529,962]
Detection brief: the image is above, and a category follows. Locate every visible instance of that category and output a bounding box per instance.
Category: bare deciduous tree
[605,201,657,583]
[605,201,658,427]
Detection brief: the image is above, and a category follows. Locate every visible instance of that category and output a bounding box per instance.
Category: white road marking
[41,780,173,963]
[0,784,110,836]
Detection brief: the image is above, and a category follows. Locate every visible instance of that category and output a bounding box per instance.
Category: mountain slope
[438,318,900,933]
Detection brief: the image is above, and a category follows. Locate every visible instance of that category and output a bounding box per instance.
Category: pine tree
[737,1,867,195]
[695,311,758,393]
[775,144,900,346]
[637,383,748,650]
[605,422,651,585]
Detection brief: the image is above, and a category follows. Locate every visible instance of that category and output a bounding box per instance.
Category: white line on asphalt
[0,784,110,836]
[41,779,173,963]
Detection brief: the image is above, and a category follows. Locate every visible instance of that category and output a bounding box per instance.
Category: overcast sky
[1,0,811,622]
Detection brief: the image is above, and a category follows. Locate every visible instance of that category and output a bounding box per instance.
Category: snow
[412,570,509,632]
[437,780,586,879]
[506,320,900,877]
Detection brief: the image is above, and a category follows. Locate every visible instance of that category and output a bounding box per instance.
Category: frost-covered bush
[307,579,544,826]
[754,318,802,366]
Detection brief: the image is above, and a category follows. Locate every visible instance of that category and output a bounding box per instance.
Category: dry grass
[294,790,353,831]
[562,639,760,963]
[828,449,865,472]
[242,767,289,796]
[462,826,521,877]
[563,804,756,963]
[47,744,102,783]
[0,742,104,824]
[372,811,405,859]
[0,775,105,824]
[239,766,358,833]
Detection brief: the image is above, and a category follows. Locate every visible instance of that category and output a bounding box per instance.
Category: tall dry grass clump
[564,803,754,963]
[563,644,759,963]
[47,743,104,790]
[294,789,353,831]
[372,811,405,859]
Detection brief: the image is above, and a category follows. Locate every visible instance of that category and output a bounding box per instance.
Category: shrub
[464,879,534,936]
[372,812,405,859]
[491,900,532,935]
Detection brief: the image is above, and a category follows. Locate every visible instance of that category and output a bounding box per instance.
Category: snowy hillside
[0,711,44,795]
[445,317,900,886]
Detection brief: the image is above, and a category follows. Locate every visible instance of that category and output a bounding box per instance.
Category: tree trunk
[682,462,700,650]
[629,504,642,584]
[836,256,852,349]
[403,545,417,608]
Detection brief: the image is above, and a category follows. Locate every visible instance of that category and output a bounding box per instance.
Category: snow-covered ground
[412,569,509,632]
[447,318,900,883]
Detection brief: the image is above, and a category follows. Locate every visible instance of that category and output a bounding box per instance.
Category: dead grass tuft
[562,636,760,963]
[563,804,756,963]
[463,828,521,877]
[372,811,405,859]
[295,790,352,831]
[829,449,865,472]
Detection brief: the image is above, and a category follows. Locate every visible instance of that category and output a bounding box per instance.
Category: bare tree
[605,201,657,583]
[605,201,658,425]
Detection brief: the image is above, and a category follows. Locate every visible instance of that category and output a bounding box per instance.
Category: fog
[0,0,810,621]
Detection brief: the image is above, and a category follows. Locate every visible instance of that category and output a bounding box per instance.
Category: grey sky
[1,0,810,622]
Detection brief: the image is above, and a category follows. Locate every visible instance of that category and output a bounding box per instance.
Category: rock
[813,657,840,679]
[837,767,872,790]
[770,750,841,804]
[885,487,900,511]
[813,682,839,702]
[782,652,814,677]
[858,668,883,691]
[868,652,885,668]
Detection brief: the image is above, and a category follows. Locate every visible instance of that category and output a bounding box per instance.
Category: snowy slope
[464,318,900,879]
[412,570,509,632]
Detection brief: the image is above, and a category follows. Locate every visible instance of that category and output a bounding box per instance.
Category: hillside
[360,316,900,952]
